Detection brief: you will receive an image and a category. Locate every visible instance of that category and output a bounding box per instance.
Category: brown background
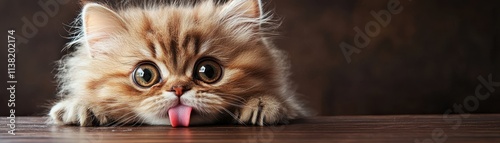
[1,0,499,116]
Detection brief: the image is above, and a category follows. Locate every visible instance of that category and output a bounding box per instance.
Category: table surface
[1,114,500,143]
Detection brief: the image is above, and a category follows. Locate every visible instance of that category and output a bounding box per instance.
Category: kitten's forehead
[117,6,212,74]
[117,3,246,74]
[102,0,273,88]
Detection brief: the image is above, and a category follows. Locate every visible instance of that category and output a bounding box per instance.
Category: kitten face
[50,0,307,126]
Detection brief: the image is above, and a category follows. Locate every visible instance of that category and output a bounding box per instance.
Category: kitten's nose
[172,85,190,97]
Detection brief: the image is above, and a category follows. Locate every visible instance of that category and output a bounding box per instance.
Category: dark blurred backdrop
[1,0,499,116]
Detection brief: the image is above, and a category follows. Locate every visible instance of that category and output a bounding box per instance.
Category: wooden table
[1,114,500,143]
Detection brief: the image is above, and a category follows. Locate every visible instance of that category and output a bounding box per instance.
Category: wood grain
[1,114,500,143]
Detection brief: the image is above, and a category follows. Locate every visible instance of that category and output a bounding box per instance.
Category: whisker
[217,105,245,125]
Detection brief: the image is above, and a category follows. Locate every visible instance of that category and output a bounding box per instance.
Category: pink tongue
[168,105,192,127]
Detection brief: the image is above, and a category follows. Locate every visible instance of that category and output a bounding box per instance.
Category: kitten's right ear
[81,3,127,56]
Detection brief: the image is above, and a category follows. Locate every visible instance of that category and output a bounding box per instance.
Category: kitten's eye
[194,59,223,84]
[133,62,161,87]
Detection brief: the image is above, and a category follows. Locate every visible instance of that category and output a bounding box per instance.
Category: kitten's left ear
[224,0,264,19]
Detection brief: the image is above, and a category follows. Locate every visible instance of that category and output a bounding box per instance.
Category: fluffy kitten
[49,0,307,127]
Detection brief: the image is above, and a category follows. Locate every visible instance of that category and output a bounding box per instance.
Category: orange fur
[49,0,308,126]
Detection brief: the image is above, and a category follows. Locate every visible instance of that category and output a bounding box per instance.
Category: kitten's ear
[81,3,127,56]
[224,0,263,19]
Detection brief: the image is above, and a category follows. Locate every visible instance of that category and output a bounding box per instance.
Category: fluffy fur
[49,0,308,126]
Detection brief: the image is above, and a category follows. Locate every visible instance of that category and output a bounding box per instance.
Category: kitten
[49,0,308,127]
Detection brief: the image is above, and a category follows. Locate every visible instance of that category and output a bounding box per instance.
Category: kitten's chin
[142,112,217,126]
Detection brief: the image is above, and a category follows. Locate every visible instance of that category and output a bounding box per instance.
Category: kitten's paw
[49,99,107,126]
[237,96,287,126]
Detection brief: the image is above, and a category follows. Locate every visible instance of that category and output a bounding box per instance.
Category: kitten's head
[58,0,298,126]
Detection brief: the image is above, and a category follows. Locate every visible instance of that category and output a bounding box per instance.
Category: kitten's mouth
[168,104,192,127]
